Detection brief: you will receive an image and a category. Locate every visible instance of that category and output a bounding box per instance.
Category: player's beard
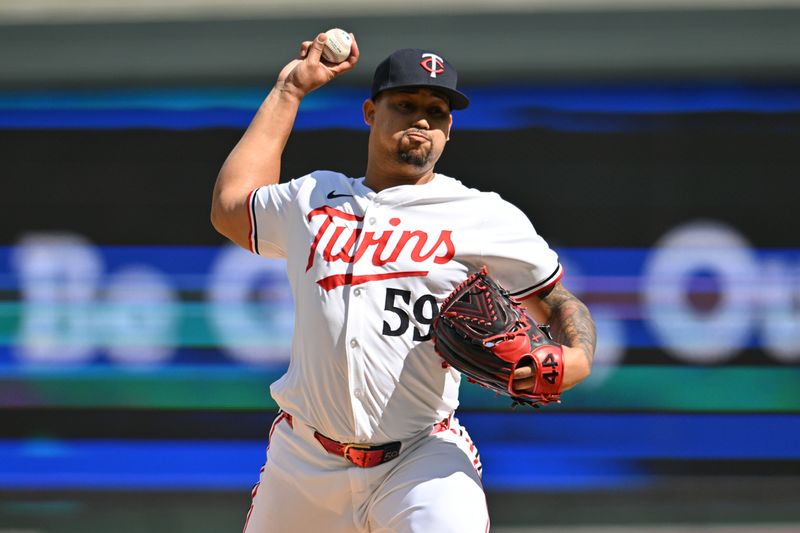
[396,132,432,167]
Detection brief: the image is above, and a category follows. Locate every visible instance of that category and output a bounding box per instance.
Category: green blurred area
[0,302,291,349]
[3,366,799,411]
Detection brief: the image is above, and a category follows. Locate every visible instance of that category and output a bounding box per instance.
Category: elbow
[209,200,227,237]
[209,191,251,250]
[210,206,238,243]
[210,205,225,236]
[210,183,236,239]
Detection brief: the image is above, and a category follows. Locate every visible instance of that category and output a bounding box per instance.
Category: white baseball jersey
[247,171,562,444]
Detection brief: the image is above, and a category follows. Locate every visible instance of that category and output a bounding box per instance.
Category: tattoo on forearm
[538,283,597,366]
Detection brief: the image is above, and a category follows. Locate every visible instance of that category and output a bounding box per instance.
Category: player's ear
[363,99,376,126]
[446,113,453,141]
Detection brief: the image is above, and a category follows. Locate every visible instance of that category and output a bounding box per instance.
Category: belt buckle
[343,443,372,466]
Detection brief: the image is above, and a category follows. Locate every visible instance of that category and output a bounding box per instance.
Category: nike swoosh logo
[327,191,353,199]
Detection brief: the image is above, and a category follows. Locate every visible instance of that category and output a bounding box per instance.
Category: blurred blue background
[1,1,800,531]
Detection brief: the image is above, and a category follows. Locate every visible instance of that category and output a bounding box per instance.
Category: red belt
[281,413,451,468]
[314,432,402,468]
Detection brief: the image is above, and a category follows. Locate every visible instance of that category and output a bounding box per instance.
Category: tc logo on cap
[420,53,445,78]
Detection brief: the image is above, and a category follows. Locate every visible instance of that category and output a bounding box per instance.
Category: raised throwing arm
[210,33,359,249]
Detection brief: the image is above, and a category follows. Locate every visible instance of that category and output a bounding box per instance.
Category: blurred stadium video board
[1,82,798,411]
[1,83,799,492]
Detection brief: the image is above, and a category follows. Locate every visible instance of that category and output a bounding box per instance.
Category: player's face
[364,88,452,174]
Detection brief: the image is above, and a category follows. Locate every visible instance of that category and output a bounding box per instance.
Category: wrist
[561,344,593,388]
[275,81,306,103]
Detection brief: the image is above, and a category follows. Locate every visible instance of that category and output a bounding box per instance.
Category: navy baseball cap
[371,48,470,110]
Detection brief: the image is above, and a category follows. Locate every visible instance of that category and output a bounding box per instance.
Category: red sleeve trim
[514,264,564,301]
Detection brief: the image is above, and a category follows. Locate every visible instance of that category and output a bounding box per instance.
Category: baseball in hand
[321,28,352,64]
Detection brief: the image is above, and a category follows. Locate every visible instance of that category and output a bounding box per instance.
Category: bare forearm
[210,85,303,247]
[549,298,596,366]
[210,33,359,248]
[525,282,596,390]
[550,298,595,390]
[214,85,302,207]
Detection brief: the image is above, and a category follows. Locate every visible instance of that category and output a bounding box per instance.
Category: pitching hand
[277,33,359,99]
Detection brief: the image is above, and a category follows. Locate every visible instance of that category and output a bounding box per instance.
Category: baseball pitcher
[210,32,597,533]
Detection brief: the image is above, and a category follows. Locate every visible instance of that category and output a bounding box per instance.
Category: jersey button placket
[347,330,368,440]
[344,211,371,441]
[367,197,378,226]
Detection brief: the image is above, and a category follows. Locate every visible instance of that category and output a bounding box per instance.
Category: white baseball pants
[243,412,490,533]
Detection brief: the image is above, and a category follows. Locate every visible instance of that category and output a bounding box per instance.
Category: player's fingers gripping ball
[432,267,564,407]
[321,28,353,63]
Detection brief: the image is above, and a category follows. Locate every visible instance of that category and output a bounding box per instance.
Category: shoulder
[436,174,512,201]
[427,175,530,226]
[432,174,501,201]
[294,170,354,189]
[257,170,354,197]
[306,170,353,183]
[473,189,536,230]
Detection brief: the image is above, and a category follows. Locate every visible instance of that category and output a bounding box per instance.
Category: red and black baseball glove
[432,267,564,407]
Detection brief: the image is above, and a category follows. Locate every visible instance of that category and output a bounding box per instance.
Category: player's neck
[363,164,436,192]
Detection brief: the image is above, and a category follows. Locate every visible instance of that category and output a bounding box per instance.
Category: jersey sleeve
[247,178,303,258]
[479,197,563,300]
